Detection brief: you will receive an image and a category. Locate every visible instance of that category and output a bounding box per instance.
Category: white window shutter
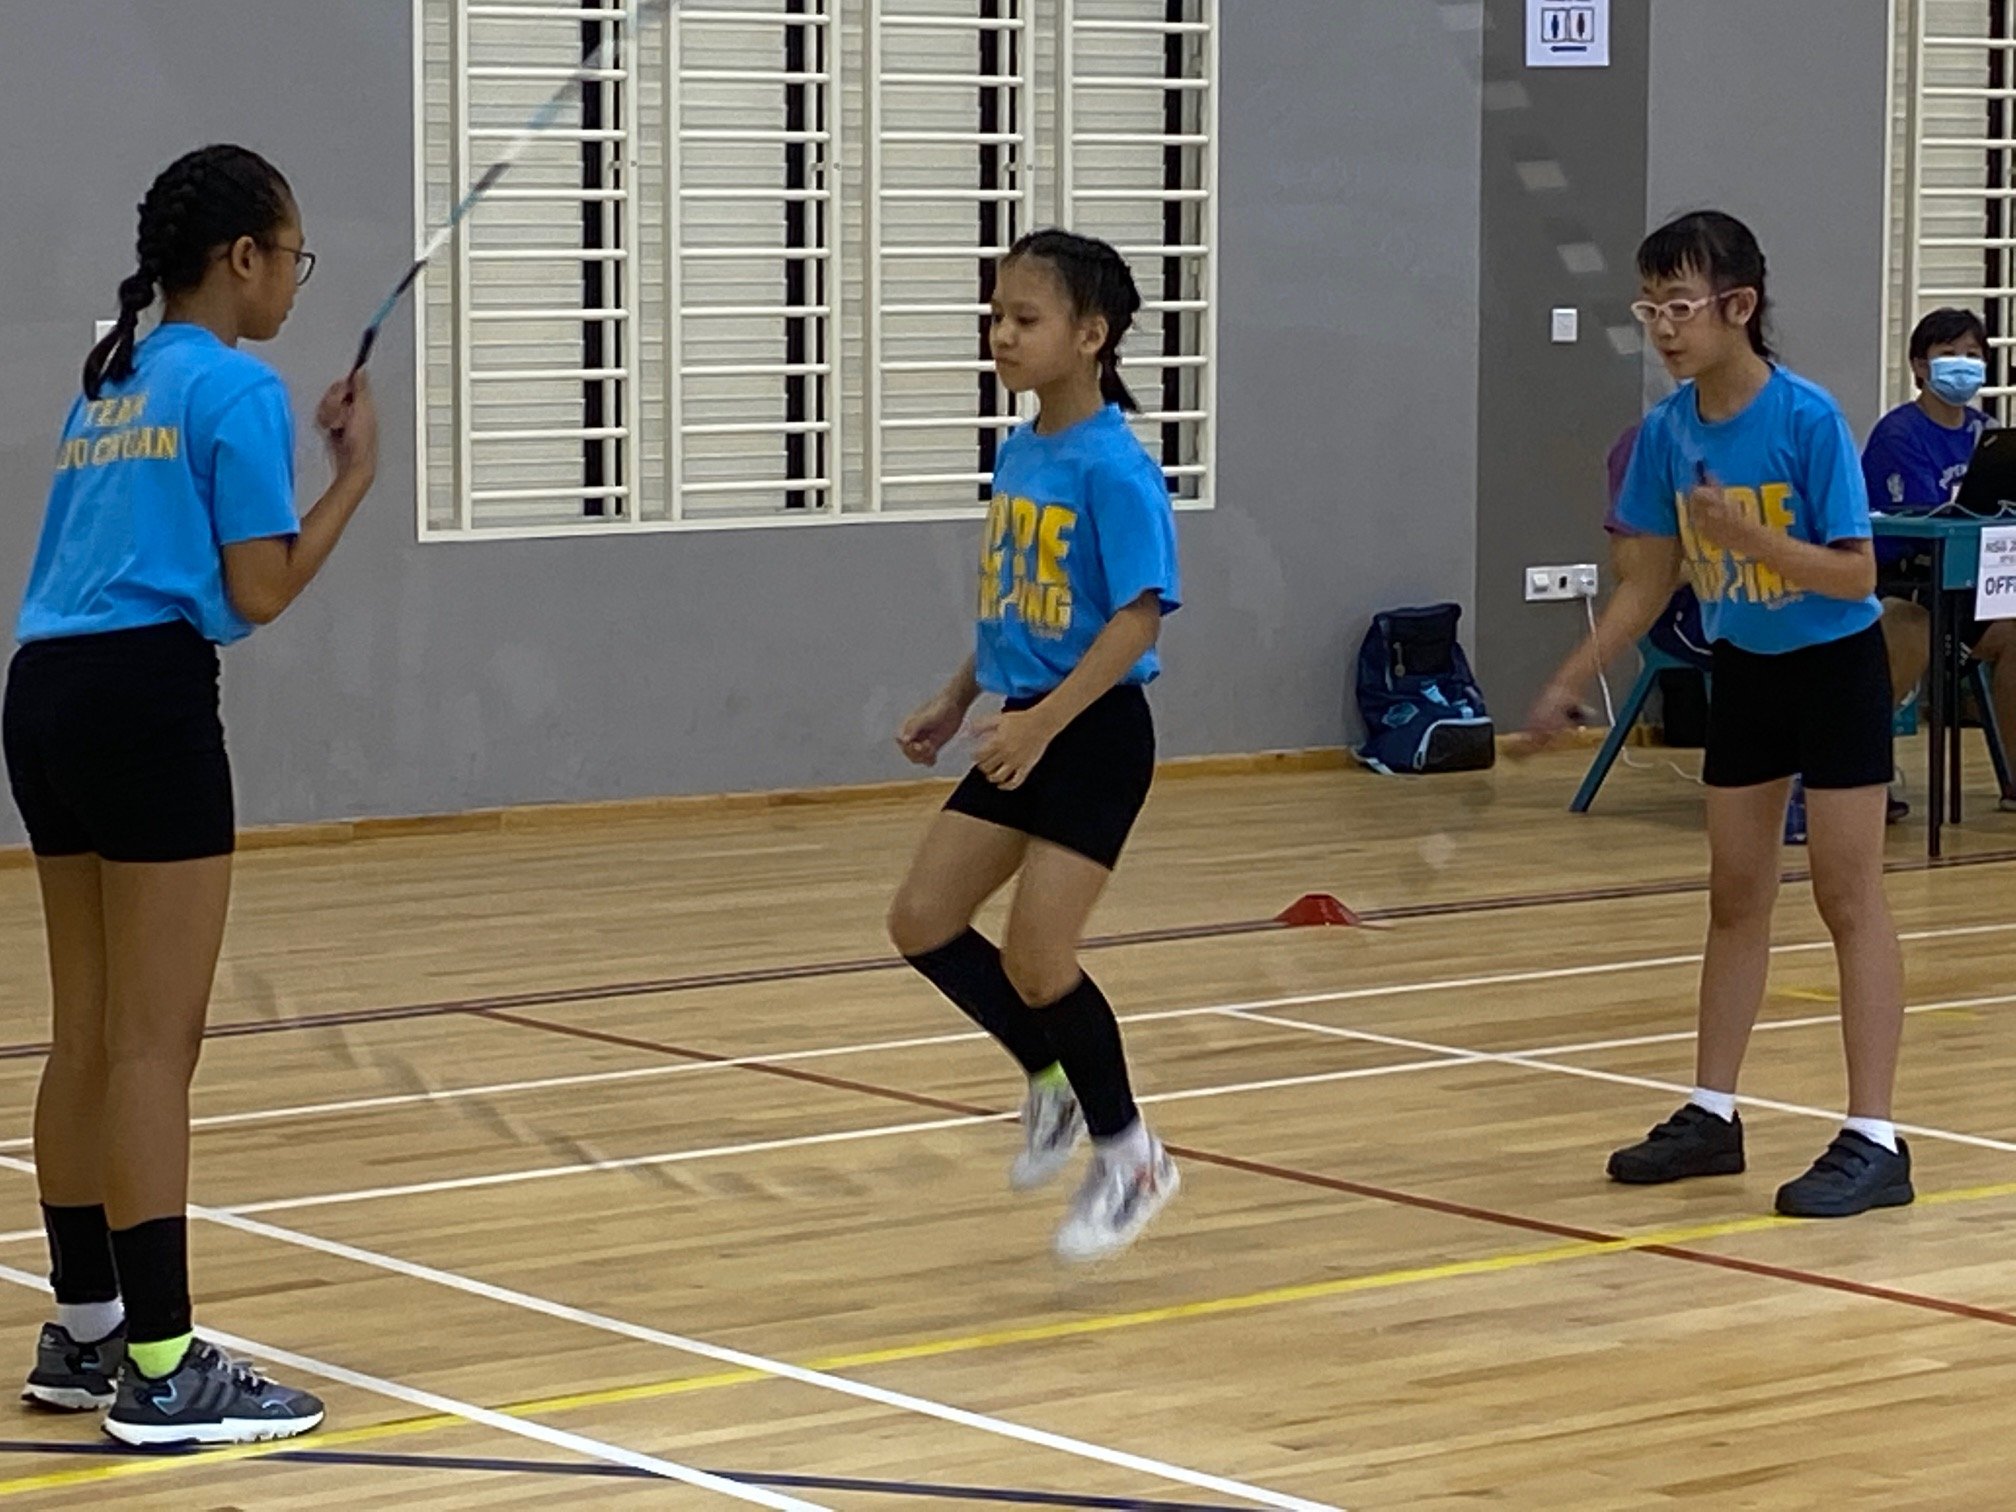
[864,0,1034,513]
[1059,0,1216,504]
[417,0,1218,536]
[1893,0,2015,418]
[672,0,841,520]
[423,0,638,535]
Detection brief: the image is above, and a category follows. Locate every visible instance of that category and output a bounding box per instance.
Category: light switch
[1551,307,1579,344]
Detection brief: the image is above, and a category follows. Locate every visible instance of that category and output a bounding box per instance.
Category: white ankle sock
[55,1300,123,1344]
[1842,1116,1898,1153]
[1093,1117,1152,1165]
[1688,1088,1737,1123]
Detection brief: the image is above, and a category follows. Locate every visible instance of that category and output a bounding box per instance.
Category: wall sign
[1527,0,1610,68]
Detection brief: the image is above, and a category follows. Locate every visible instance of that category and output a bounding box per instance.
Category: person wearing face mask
[1862,308,2016,813]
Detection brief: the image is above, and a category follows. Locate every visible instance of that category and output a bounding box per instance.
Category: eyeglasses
[268,243,317,288]
[210,241,318,287]
[1630,289,1748,327]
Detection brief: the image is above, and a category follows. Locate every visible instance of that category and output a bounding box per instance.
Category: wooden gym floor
[0,736,2011,1509]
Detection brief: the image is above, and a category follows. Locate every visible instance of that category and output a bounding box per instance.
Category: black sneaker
[1775,1131,1914,1218]
[103,1339,324,1447]
[23,1322,124,1411]
[1606,1103,1746,1184]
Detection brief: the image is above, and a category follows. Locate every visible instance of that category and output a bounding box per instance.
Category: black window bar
[785,0,817,508]
[1990,0,2009,425]
[976,0,1013,498]
[1161,0,1188,482]
[580,0,625,516]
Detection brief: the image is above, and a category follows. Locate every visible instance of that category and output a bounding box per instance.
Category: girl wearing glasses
[5,144,376,1444]
[1523,210,1907,1220]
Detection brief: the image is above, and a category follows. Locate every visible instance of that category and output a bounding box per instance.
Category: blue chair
[1571,640,1706,813]
[1965,656,2015,797]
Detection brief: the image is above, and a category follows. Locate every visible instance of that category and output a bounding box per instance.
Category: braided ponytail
[1004,229,1145,412]
[83,270,159,399]
[81,144,295,399]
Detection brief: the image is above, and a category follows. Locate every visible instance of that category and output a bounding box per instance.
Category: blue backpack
[1353,603,1496,775]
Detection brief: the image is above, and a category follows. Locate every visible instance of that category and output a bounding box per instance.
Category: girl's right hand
[896,693,966,766]
[318,371,379,488]
[1513,680,1593,755]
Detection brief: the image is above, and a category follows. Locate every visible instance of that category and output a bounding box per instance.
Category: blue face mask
[1927,355,1987,406]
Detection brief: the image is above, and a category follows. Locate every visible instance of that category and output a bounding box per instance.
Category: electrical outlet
[1525,563,1600,602]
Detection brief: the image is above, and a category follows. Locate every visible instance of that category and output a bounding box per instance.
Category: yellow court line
[9,1178,2016,1498]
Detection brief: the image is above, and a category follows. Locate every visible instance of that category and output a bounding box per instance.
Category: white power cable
[1586,593,1702,784]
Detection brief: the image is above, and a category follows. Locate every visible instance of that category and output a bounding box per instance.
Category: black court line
[0,845,2008,1064]
[0,1440,1251,1509]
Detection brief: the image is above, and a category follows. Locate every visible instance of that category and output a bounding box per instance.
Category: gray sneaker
[104,1339,324,1447]
[1053,1138,1180,1262]
[23,1322,124,1411]
[1009,1077,1085,1191]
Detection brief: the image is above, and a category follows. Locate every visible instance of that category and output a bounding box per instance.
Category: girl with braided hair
[6,145,376,1444]
[888,229,1181,1262]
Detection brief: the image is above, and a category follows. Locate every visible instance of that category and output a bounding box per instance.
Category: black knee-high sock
[42,1203,118,1305]
[1035,975,1138,1139]
[905,929,1059,1076]
[109,1217,192,1348]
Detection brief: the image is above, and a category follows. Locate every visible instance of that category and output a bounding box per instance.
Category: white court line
[1516,989,2016,1060]
[0,938,2008,1504]
[5,918,2006,1154]
[1227,1008,2016,1156]
[0,987,2009,1236]
[0,1258,827,1510]
[0,1036,989,1151]
[209,1057,1476,1218]
[0,1177,1331,1512]
[233,1112,1003,1214]
[0,1058,1474,1237]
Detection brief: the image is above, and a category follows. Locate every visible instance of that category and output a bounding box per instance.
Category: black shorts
[945,684,1155,870]
[3,622,235,862]
[1703,623,1894,791]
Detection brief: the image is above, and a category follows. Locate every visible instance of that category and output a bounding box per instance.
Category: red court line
[482,1006,2016,1333]
[0,846,2008,1063]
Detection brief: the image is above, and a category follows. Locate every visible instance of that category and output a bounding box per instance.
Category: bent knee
[888,891,963,959]
[1001,945,1080,1007]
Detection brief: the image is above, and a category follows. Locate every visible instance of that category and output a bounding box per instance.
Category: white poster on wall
[1526,0,1610,68]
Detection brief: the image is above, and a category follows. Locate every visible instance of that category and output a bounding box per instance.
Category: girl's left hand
[318,371,378,486]
[971,710,1056,791]
[1686,483,1761,554]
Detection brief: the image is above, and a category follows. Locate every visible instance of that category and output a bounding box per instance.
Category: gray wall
[0,3,1895,835]
[1203,0,1482,752]
[1646,0,1893,434]
[1472,0,1651,722]
[0,0,1484,836]
[1462,0,1894,723]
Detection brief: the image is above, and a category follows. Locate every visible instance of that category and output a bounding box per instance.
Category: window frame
[411,0,1220,542]
[1887,0,2016,423]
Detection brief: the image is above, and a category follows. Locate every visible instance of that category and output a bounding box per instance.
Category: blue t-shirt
[1861,399,1992,565]
[1615,367,1881,655]
[17,323,300,647]
[974,404,1181,700]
